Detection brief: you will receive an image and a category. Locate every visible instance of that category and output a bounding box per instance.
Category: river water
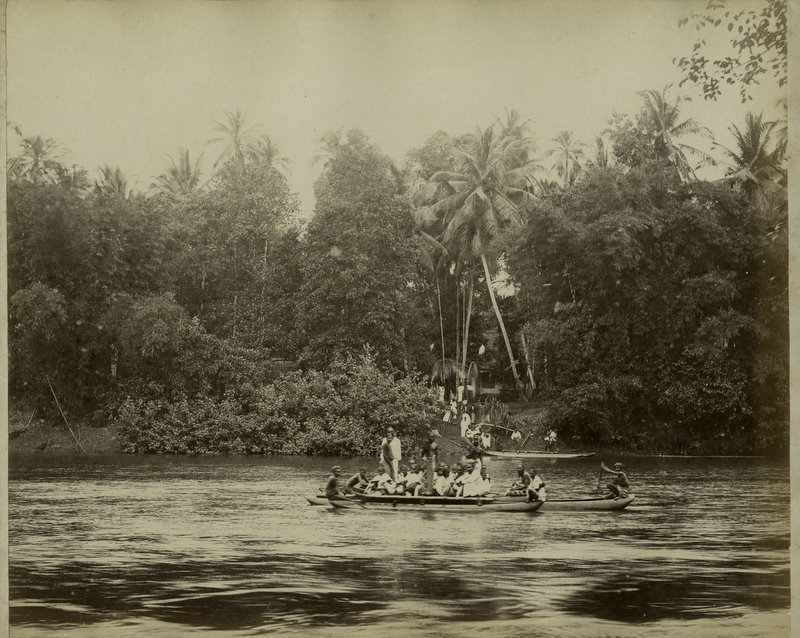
[8,452,791,637]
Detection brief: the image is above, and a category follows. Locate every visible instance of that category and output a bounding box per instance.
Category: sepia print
[5,1,792,636]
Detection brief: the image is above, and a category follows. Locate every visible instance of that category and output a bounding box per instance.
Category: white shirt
[389,436,402,461]
[434,474,450,495]
[460,466,483,497]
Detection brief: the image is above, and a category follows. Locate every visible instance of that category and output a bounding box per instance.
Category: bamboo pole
[45,375,86,452]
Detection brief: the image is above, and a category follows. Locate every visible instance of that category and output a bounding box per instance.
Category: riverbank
[8,410,122,454]
[8,405,777,459]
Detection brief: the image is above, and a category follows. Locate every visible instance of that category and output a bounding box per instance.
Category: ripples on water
[8,453,790,637]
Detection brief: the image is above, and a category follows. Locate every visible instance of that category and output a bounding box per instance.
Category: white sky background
[7,0,786,218]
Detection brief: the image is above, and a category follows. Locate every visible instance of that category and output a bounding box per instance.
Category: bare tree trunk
[200,271,206,319]
[481,254,527,402]
[520,332,537,396]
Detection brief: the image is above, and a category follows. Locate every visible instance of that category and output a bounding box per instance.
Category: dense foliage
[117,352,439,455]
[506,164,788,453]
[8,63,788,455]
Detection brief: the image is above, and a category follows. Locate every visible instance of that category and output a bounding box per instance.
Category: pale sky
[7,0,786,217]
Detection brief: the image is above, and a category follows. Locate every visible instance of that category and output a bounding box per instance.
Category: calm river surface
[8,452,790,637]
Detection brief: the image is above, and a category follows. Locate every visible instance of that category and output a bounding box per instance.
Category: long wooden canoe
[495,494,634,511]
[327,493,543,512]
[485,450,596,459]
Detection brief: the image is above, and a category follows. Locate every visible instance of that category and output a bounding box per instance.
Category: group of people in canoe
[323,427,631,502]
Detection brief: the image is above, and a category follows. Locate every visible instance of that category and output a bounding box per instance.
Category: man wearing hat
[601,461,630,498]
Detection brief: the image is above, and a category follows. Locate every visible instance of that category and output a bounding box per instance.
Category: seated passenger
[527,468,546,502]
[459,461,484,497]
[325,466,343,499]
[394,464,409,494]
[601,462,630,498]
[434,465,452,496]
[504,464,532,496]
[367,465,397,495]
[445,463,465,496]
[344,467,369,494]
[479,466,492,496]
[465,434,485,473]
[403,462,425,496]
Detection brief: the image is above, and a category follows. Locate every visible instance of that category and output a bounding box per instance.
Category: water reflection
[8,453,790,636]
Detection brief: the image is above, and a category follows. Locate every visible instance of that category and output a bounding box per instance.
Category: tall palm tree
[208,110,256,170]
[548,131,585,186]
[56,164,92,195]
[311,129,345,173]
[95,165,133,200]
[714,111,786,210]
[246,134,290,174]
[420,124,537,400]
[638,85,713,181]
[415,227,451,381]
[8,135,62,185]
[153,148,204,201]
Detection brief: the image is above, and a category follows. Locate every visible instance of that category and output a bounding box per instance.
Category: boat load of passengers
[307,444,634,513]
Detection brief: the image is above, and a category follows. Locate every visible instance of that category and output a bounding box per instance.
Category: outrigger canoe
[324,493,543,512]
[496,494,634,511]
[485,450,596,460]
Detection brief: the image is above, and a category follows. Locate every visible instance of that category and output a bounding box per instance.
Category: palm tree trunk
[461,269,474,374]
[455,273,461,374]
[436,276,445,377]
[481,254,527,402]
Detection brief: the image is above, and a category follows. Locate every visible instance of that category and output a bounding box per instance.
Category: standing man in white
[379,427,402,480]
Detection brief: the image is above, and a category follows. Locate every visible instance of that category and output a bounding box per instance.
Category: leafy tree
[675,0,787,102]
[8,283,69,405]
[506,164,787,453]
[299,130,422,371]
[169,160,303,353]
[104,292,264,400]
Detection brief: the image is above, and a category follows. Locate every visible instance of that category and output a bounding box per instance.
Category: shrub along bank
[115,352,440,455]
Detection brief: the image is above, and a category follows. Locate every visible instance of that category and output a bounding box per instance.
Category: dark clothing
[420,439,438,460]
[465,441,485,461]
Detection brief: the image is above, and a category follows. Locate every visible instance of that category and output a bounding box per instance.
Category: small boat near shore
[316,493,543,512]
[485,450,596,460]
